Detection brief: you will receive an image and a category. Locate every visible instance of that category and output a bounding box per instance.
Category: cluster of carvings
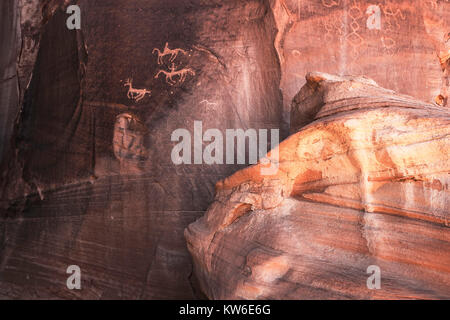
[121,42,195,103]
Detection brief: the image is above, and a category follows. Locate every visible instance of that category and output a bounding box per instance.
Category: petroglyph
[153,42,187,65]
[123,78,151,102]
[381,1,406,32]
[155,63,195,86]
[323,13,345,42]
[200,99,219,112]
[200,99,218,108]
[347,0,365,58]
[375,1,407,56]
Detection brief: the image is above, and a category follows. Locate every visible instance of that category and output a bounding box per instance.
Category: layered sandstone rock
[0,0,67,163]
[271,0,450,129]
[185,73,450,299]
[1,0,449,300]
[0,0,282,299]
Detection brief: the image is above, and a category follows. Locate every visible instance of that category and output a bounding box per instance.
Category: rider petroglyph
[153,42,188,65]
[155,63,195,86]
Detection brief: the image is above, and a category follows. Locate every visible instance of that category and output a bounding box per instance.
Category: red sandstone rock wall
[0,1,448,300]
[0,1,282,299]
[185,73,450,299]
[271,0,449,129]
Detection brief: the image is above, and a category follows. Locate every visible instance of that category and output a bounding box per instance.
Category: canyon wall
[0,0,448,299]
[186,73,450,299]
[0,0,282,299]
[271,0,449,128]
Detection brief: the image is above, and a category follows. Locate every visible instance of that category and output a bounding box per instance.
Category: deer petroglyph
[123,78,151,102]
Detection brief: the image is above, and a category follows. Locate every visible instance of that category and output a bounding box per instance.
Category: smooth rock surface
[0,0,282,299]
[0,0,449,300]
[271,0,450,128]
[185,73,450,299]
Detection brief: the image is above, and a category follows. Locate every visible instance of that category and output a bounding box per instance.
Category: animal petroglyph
[123,78,151,102]
[155,63,195,86]
[200,99,218,106]
[153,42,187,65]
[200,99,218,111]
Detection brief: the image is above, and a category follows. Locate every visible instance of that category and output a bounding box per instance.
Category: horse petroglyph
[153,42,188,65]
[155,63,196,86]
[123,78,151,102]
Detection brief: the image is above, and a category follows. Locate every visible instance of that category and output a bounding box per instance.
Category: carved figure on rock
[123,78,151,102]
[155,63,195,86]
[153,42,187,65]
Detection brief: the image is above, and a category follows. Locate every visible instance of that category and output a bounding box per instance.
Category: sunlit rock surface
[271,0,450,128]
[185,73,450,299]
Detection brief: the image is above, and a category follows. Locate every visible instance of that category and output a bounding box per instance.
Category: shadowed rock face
[0,0,282,299]
[0,0,66,163]
[0,0,20,161]
[185,73,450,300]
